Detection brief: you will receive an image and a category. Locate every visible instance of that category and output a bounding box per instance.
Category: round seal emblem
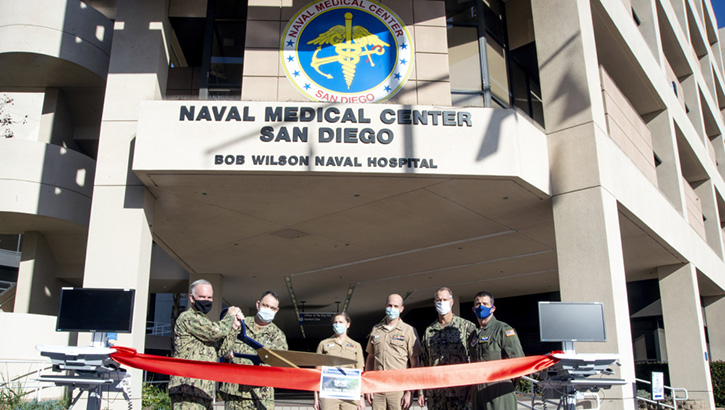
[281,0,414,103]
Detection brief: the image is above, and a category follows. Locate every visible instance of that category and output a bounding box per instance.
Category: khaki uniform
[169,309,239,410]
[365,319,422,410]
[316,335,365,410]
[421,315,477,410]
[219,316,287,410]
[468,316,524,410]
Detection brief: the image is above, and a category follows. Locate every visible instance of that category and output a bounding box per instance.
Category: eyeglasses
[260,302,279,312]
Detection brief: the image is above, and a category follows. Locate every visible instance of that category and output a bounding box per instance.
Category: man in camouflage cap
[418,287,477,409]
[169,279,244,410]
[219,291,288,410]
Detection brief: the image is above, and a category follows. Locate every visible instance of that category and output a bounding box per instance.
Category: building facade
[1,0,724,409]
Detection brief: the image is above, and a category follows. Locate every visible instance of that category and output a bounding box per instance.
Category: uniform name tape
[110,346,560,394]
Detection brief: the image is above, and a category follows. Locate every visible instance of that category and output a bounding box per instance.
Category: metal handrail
[517,375,560,410]
[0,359,56,402]
[146,321,172,336]
[635,378,688,410]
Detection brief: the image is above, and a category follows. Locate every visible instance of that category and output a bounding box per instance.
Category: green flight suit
[219,316,288,410]
[169,309,239,410]
[421,315,477,410]
[468,316,524,410]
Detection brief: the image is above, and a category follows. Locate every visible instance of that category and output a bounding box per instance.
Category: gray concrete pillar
[531,0,607,135]
[552,186,636,410]
[658,264,715,409]
[14,232,62,315]
[704,295,725,361]
[80,0,169,408]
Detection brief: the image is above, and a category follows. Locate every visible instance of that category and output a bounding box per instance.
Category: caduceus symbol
[307,12,390,89]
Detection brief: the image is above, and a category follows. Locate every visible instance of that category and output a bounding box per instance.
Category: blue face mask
[333,323,347,335]
[385,307,400,320]
[475,305,492,320]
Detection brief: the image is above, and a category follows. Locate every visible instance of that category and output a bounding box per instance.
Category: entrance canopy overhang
[133,102,557,335]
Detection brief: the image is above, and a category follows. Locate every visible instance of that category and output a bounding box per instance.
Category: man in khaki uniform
[314,312,365,410]
[169,279,244,410]
[365,294,422,410]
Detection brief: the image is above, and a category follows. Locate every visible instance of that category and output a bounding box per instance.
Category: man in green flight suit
[220,291,288,410]
[169,279,244,410]
[468,291,524,410]
[419,287,477,410]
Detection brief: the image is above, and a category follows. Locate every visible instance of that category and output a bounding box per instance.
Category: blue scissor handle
[237,320,264,350]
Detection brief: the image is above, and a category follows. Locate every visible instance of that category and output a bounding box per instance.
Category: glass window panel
[448,26,483,92]
[209,21,244,87]
[511,61,529,114]
[446,1,477,25]
[486,34,509,105]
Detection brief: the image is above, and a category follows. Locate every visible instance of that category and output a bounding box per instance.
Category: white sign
[651,371,664,401]
[133,101,550,194]
[319,366,362,400]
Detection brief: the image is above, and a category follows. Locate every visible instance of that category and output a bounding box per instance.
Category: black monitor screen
[56,288,135,333]
[538,301,606,342]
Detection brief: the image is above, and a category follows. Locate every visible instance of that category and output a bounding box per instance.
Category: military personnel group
[171,280,524,410]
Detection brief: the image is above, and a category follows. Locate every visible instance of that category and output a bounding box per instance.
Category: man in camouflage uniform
[419,287,477,409]
[220,291,288,410]
[468,291,524,410]
[169,279,244,410]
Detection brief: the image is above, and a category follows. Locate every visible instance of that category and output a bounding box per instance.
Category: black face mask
[192,297,213,314]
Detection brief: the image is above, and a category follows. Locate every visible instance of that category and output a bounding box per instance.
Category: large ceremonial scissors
[232,321,357,368]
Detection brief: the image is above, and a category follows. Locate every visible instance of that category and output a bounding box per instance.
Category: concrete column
[80,0,169,408]
[531,0,607,135]
[645,111,686,215]
[189,274,225,321]
[14,232,62,315]
[704,295,725,361]
[658,264,714,408]
[693,180,724,258]
[552,186,636,410]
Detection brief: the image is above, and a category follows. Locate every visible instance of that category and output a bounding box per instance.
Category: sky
[715,0,725,28]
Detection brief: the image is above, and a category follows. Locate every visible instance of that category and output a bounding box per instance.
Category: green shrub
[142,383,170,410]
[14,399,67,410]
[712,361,725,407]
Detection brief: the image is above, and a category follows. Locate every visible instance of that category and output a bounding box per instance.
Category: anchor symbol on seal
[307,12,390,89]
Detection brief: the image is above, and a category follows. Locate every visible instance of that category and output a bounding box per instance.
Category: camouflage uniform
[421,315,477,410]
[468,316,524,410]
[219,316,288,410]
[169,309,239,410]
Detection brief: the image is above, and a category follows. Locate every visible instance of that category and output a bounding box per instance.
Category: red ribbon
[111,346,559,393]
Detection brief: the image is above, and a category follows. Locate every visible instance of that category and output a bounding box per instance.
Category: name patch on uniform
[392,334,405,341]
[479,336,490,343]
[326,343,336,348]
[505,329,516,337]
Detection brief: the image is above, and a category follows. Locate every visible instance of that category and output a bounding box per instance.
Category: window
[169,0,248,99]
[445,0,543,126]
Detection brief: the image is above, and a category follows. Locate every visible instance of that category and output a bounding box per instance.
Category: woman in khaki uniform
[314,312,366,410]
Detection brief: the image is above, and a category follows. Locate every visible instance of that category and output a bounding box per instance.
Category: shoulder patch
[505,329,516,337]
